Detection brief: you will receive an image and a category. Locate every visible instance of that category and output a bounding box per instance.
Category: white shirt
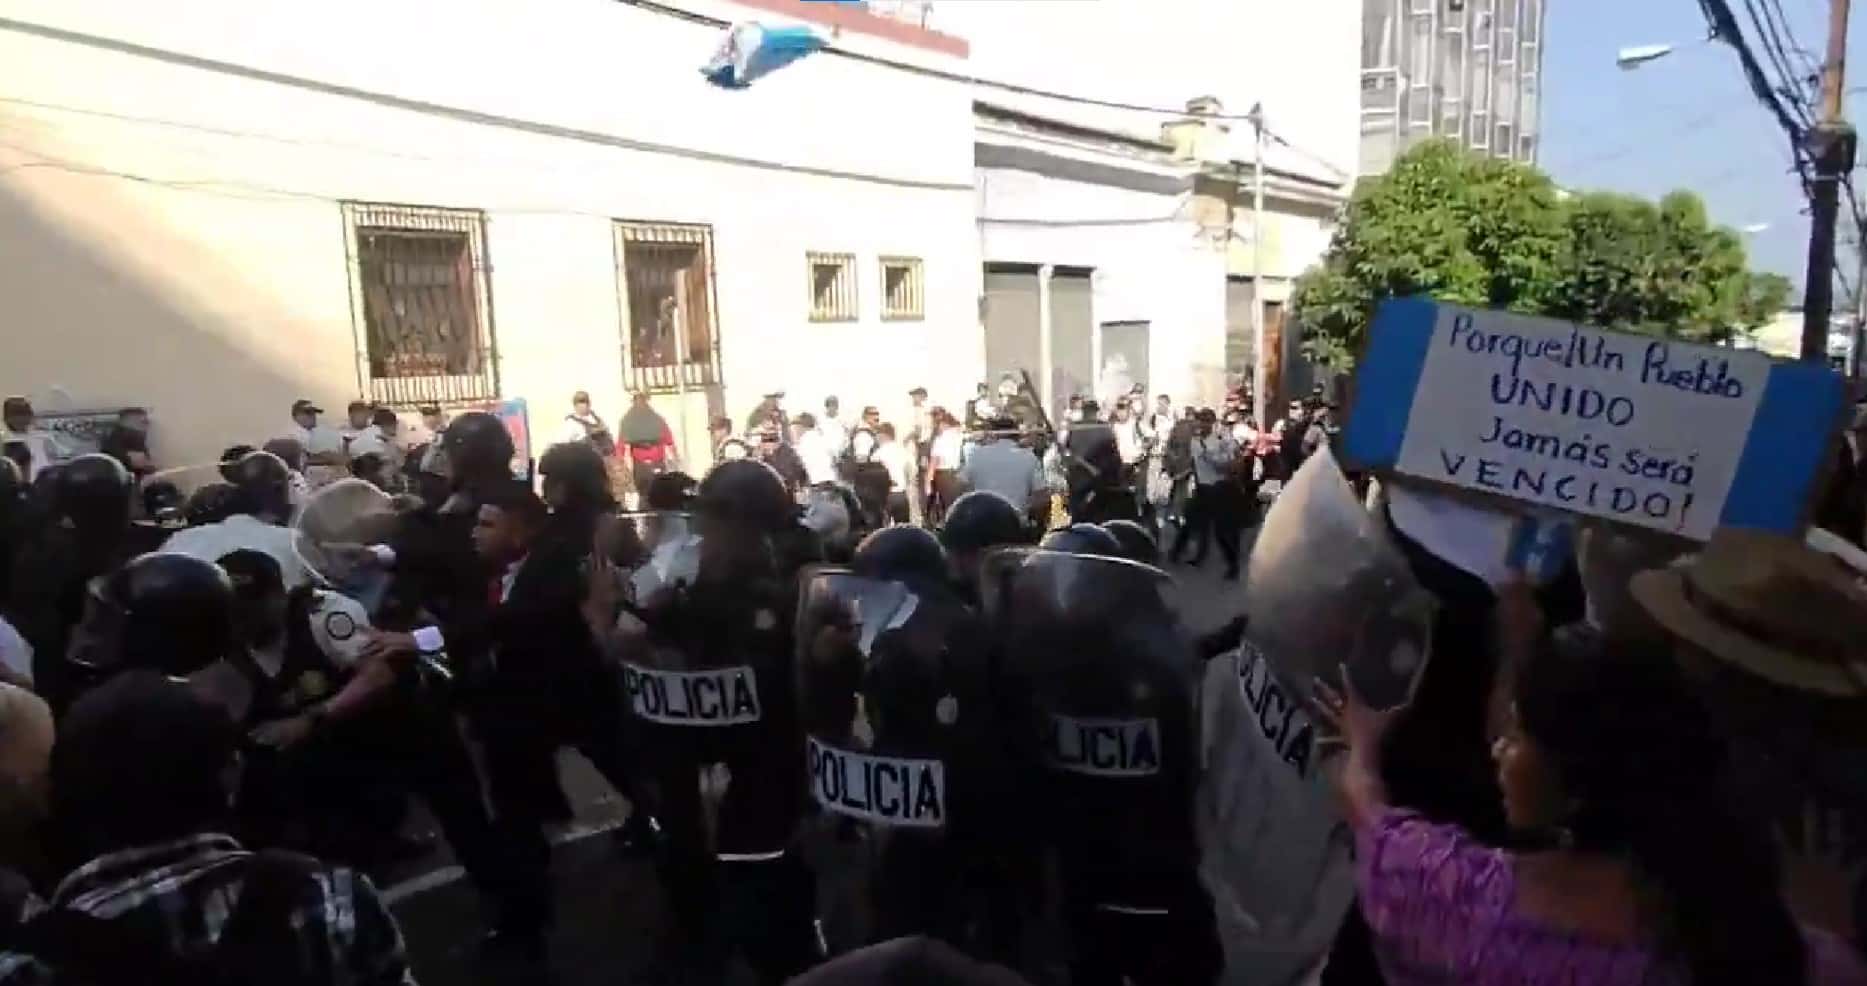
[246,589,370,679]
[929,429,964,471]
[875,440,912,493]
[960,439,1044,507]
[795,429,839,486]
[163,514,312,589]
[1113,420,1143,465]
[560,413,608,447]
[1190,434,1239,486]
[344,425,390,459]
[817,415,849,457]
[287,422,346,458]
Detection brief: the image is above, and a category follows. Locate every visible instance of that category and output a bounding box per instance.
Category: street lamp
[1740,222,1772,234]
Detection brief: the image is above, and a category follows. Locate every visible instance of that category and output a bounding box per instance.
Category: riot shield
[1197,447,1433,986]
[795,565,1005,954]
[1242,447,1434,711]
[290,479,400,589]
[990,549,1202,895]
[596,510,701,616]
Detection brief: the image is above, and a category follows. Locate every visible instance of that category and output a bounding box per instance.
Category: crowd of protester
[0,373,1865,986]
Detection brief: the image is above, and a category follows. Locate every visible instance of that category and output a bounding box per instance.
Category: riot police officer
[617,458,820,983]
[993,538,1219,986]
[5,454,139,713]
[797,526,1018,959]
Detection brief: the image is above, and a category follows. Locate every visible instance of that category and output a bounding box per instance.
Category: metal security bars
[342,202,498,406]
[880,256,925,320]
[808,251,858,322]
[615,221,721,393]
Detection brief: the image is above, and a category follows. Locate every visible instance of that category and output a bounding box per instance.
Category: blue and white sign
[1343,299,1847,542]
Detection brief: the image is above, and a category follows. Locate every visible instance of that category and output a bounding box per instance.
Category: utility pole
[1248,102,1267,428]
[1801,0,1857,362]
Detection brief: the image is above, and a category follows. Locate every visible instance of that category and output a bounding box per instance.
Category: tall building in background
[1360,0,1548,175]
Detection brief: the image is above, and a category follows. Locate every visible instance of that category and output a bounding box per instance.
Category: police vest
[239,588,361,724]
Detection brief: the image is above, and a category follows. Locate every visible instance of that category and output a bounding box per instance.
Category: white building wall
[936,0,1362,184]
[0,0,983,468]
[976,158,1230,407]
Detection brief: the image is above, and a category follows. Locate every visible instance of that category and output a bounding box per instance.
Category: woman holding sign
[1315,589,1866,986]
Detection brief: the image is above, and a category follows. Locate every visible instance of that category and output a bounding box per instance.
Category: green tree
[1294,140,1788,369]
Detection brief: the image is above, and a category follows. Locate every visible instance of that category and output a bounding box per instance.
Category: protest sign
[1342,298,1847,542]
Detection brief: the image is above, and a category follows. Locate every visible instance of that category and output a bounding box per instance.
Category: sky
[1539,0,1866,291]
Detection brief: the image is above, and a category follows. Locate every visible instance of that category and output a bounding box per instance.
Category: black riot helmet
[221,451,293,522]
[94,552,236,678]
[1039,522,1122,557]
[55,454,133,533]
[941,491,1028,555]
[441,411,515,485]
[1101,519,1160,566]
[183,483,241,527]
[851,525,947,584]
[697,458,795,533]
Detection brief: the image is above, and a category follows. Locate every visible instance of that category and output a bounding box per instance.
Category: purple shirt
[1357,808,1867,986]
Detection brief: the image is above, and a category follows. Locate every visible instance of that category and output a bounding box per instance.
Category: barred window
[343,203,497,406]
[808,252,858,322]
[616,221,720,392]
[880,257,925,321]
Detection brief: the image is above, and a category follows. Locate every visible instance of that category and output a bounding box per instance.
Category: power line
[613,0,1352,181]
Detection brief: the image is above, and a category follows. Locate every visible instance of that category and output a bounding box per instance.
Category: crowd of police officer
[0,406,1232,985]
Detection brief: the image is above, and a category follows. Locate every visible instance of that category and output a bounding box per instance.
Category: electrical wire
[612,0,1351,181]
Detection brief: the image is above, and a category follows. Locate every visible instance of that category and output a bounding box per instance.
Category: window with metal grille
[615,221,721,393]
[343,203,497,406]
[808,252,858,322]
[880,257,925,321]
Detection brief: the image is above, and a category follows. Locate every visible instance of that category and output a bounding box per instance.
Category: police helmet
[1039,522,1122,557]
[97,552,236,677]
[539,441,613,511]
[852,524,947,584]
[183,483,241,527]
[941,491,1028,554]
[697,459,794,533]
[644,471,698,511]
[222,451,293,520]
[55,454,133,531]
[140,479,184,523]
[1101,519,1160,566]
[441,411,515,481]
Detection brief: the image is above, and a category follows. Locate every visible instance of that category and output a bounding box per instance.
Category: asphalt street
[382,549,1253,986]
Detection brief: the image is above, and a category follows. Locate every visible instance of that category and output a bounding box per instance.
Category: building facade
[0,0,984,468]
[1360,0,1549,175]
[975,100,1347,417]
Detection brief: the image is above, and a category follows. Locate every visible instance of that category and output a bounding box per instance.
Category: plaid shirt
[0,833,414,985]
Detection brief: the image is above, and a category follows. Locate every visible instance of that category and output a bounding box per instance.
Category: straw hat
[1631,528,1867,697]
